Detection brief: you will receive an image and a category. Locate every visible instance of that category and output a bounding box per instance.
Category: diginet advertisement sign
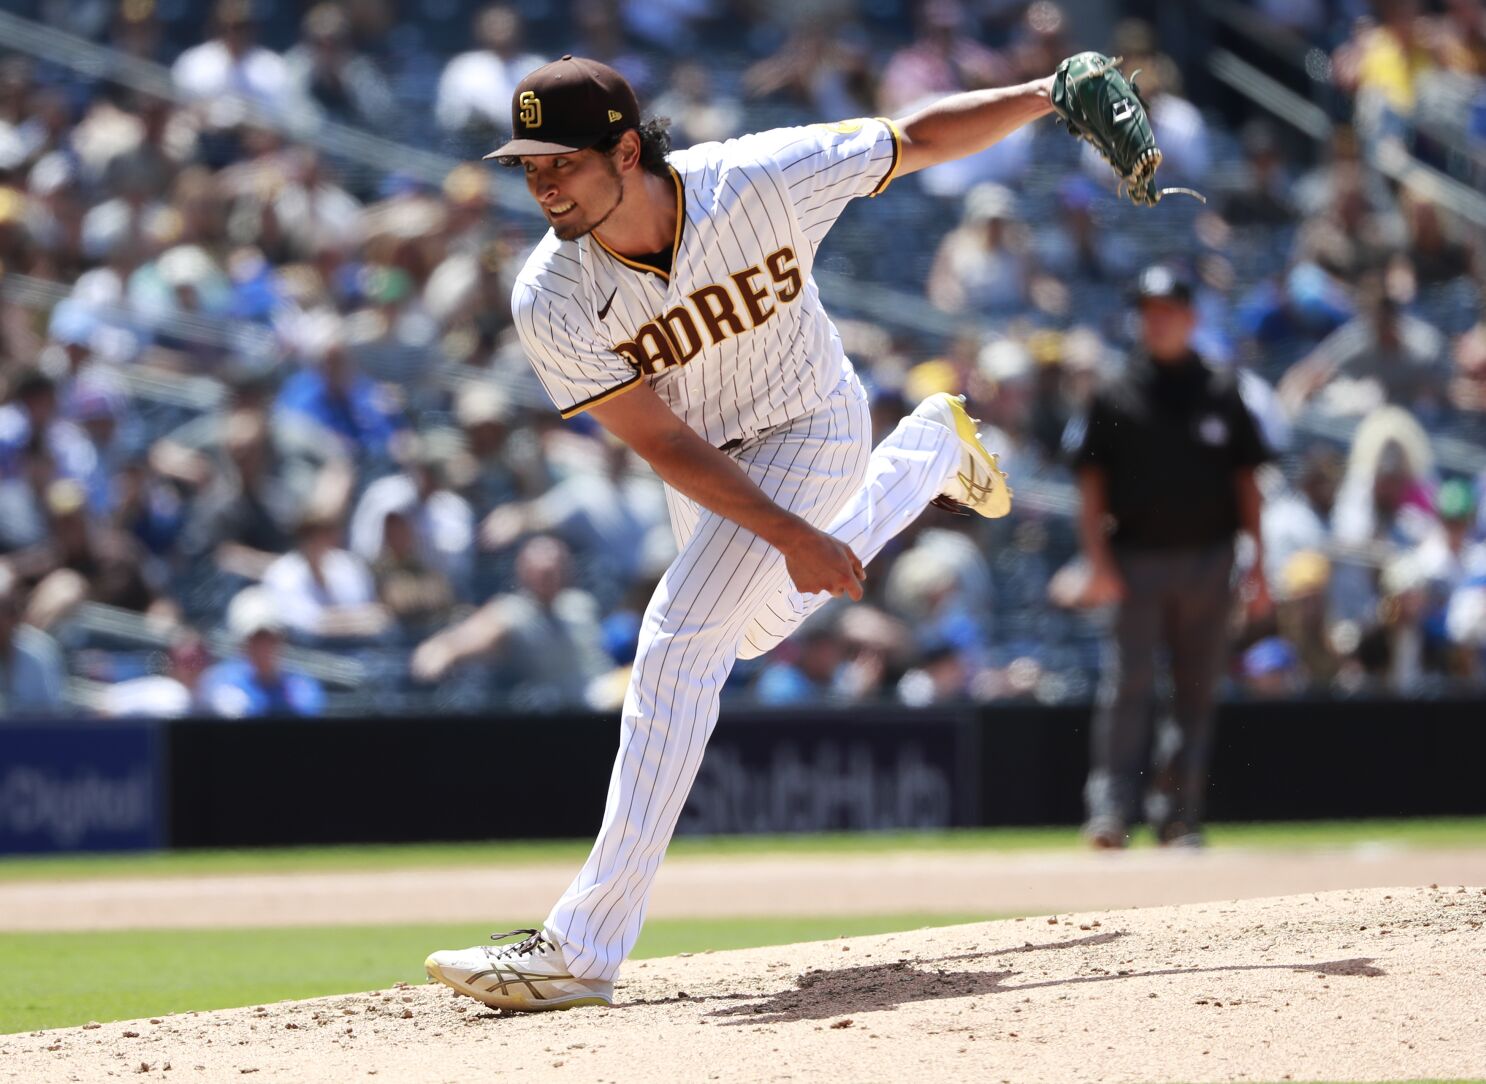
[0,724,164,853]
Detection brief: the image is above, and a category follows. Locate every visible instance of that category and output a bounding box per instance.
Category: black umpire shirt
[1068,350,1271,550]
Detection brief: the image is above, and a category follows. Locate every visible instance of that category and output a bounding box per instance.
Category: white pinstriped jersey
[511,117,901,447]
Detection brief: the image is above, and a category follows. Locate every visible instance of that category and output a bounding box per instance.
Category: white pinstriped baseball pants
[545,368,963,980]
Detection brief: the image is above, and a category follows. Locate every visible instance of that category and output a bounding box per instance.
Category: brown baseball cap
[485,55,640,161]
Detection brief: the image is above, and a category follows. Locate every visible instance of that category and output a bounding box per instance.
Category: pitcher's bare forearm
[894,77,1056,176]
[636,428,812,549]
[587,384,808,549]
[588,383,864,598]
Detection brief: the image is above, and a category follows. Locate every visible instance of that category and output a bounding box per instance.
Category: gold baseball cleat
[913,392,1013,519]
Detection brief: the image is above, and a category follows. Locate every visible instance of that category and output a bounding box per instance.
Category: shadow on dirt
[615,931,1130,1013]
[649,930,1388,1026]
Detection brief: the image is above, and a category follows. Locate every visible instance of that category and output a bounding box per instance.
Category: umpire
[1068,264,1271,848]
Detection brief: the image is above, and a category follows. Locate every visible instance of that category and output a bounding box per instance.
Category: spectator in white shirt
[1446,571,1486,662]
[171,0,301,131]
[1260,446,1343,586]
[263,147,363,258]
[1412,478,1486,610]
[434,5,545,135]
[349,435,473,592]
[103,631,212,719]
[262,506,389,641]
[927,183,1029,315]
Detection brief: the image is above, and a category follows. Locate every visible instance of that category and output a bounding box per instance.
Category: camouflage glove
[1049,51,1205,207]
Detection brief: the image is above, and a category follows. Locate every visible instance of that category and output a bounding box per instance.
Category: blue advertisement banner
[0,723,164,854]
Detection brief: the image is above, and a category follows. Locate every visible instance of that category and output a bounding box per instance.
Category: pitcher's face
[522,149,624,242]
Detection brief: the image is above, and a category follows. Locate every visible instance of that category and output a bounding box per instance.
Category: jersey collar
[590,165,685,283]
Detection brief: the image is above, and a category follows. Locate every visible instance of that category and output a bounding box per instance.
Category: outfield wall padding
[159,699,1486,848]
[3,699,1482,852]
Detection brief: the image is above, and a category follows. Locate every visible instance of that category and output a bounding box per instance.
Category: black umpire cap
[1131,263,1194,306]
[486,55,640,162]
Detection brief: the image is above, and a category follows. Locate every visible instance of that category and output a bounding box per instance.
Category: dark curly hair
[495,117,672,177]
[593,117,673,177]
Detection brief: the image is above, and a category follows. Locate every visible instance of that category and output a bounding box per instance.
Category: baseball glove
[1050,51,1205,207]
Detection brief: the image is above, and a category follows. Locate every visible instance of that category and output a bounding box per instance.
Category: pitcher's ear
[612,128,643,172]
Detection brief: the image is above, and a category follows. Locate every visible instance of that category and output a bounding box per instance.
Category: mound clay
[4,887,1482,1084]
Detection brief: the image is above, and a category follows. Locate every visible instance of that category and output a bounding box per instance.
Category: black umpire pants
[1084,542,1235,837]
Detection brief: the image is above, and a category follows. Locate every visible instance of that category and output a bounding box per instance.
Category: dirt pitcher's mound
[5,887,1483,1084]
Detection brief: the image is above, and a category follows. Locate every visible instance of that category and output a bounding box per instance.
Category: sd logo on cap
[487,55,639,161]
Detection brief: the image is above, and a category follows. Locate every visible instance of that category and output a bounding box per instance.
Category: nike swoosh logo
[597,287,617,320]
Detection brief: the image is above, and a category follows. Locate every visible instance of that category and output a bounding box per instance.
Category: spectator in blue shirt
[201,586,325,717]
[754,620,846,705]
[275,319,403,460]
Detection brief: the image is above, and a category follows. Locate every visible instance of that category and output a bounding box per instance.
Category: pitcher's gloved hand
[1050,51,1206,207]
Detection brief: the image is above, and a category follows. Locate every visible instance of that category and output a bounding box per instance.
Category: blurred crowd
[1276,0,1486,157]
[0,0,1483,719]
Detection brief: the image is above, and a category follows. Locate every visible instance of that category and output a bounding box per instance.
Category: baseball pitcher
[426,51,1167,1010]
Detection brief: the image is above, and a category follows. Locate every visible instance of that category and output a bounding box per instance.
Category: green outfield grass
[0,913,987,1034]
[1,817,1482,883]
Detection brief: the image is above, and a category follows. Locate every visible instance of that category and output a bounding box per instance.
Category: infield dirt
[5,845,1485,931]
[4,886,1482,1084]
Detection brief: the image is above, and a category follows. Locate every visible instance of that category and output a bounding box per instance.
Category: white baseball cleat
[424,929,613,1012]
[913,392,1013,519]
